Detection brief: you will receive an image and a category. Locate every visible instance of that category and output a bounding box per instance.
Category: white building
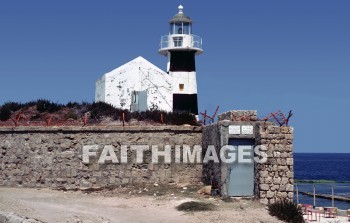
[95,5,203,114]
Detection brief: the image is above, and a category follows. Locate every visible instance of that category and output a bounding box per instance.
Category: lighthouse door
[227,139,255,197]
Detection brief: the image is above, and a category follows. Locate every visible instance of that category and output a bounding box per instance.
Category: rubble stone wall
[203,110,294,204]
[256,125,294,205]
[0,126,202,190]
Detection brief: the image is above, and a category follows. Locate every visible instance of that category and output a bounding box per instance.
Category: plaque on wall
[229,125,241,135]
[241,125,254,134]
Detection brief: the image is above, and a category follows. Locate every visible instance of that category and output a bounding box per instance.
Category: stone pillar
[255,124,294,205]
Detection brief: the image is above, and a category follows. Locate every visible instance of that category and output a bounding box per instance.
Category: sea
[294,153,350,210]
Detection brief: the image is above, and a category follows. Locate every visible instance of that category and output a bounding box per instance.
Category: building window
[179,84,184,91]
[173,37,183,47]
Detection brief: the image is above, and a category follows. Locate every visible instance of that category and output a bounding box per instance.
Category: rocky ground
[0,186,283,223]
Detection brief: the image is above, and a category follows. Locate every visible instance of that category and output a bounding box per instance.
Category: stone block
[285,135,293,140]
[277,166,288,171]
[273,151,280,158]
[285,145,293,151]
[266,191,275,198]
[286,171,293,178]
[288,192,293,199]
[269,198,276,204]
[260,191,266,198]
[286,184,293,192]
[277,159,286,166]
[260,171,268,178]
[80,180,92,188]
[286,158,293,165]
[271,185,280,191]
[56,178,67,183]
[281,177,289,185]
[260,198,269,205]
[273,177,281,184]
[279,185,286,192]
[122,178,129,184]
[109,177,115,185]
[277,192,288,198]
[271,139,279,144]
[260,184,269,191]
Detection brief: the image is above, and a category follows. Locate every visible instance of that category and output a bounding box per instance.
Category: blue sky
[0,1,349,153]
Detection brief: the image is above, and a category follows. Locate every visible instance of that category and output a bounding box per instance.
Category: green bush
[66,101,81,109]
[22,101,37,107]
[0,100,199,125]
[2,102,22,112]
[36,99,62,113]
[0,102,25,121]
[0,106,11,121]
[164,111,198,125]
[268,199,304,223]
[88,102,123,120]
[176,201,216,212]
[129,110,198,125]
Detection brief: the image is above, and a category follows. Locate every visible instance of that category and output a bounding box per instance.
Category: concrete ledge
[0,125,202,133]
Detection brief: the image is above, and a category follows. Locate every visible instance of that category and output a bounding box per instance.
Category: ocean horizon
[293,152,350,209]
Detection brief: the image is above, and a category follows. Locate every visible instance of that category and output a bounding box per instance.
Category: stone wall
[203,110,294,204]
[0,111,294,204]
[256,125,294,205]
[201,122,221,189]
[0,126,202,190]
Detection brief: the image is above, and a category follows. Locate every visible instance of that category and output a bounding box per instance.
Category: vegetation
[0,106,11,121]
[0,100,199,125]
[176,201,216,212]
[268,199,304,223]
[36,99,62,113]
[0,102,24,121]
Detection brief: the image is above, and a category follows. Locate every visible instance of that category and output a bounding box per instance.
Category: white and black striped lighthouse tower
[159,5,203,115]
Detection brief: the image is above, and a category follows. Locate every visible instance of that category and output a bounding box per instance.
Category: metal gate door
[227,139,254,196]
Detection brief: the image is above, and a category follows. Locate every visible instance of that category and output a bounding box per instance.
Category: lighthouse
[159,5,203,115]
[95,5,202,114]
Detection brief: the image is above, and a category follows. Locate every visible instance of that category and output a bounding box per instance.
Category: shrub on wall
[66,101,80,109]
[0,100,199,125]
[88,102,129,121]
[0,102,24,121]
[2,102,22,112]
[0,106,11,121]
[164,111,198,125]
[36,99,62,113]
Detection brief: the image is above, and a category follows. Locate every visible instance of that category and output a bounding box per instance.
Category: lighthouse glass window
[182,24,190,34]
[171,23,191,35]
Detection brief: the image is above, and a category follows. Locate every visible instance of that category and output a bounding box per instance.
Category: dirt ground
[0,186,283,223]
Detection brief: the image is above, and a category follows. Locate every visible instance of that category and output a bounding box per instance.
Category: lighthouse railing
[159,35,202,50]
[160,35,169,49]
[192,35,202,49]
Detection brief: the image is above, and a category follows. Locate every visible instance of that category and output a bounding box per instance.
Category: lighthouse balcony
[159,34,203,55]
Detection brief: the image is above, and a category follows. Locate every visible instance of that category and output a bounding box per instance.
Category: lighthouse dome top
[169,5,192,24]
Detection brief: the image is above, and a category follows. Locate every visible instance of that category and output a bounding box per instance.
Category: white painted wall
[95,56,173,112]
[171,71,197,95]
